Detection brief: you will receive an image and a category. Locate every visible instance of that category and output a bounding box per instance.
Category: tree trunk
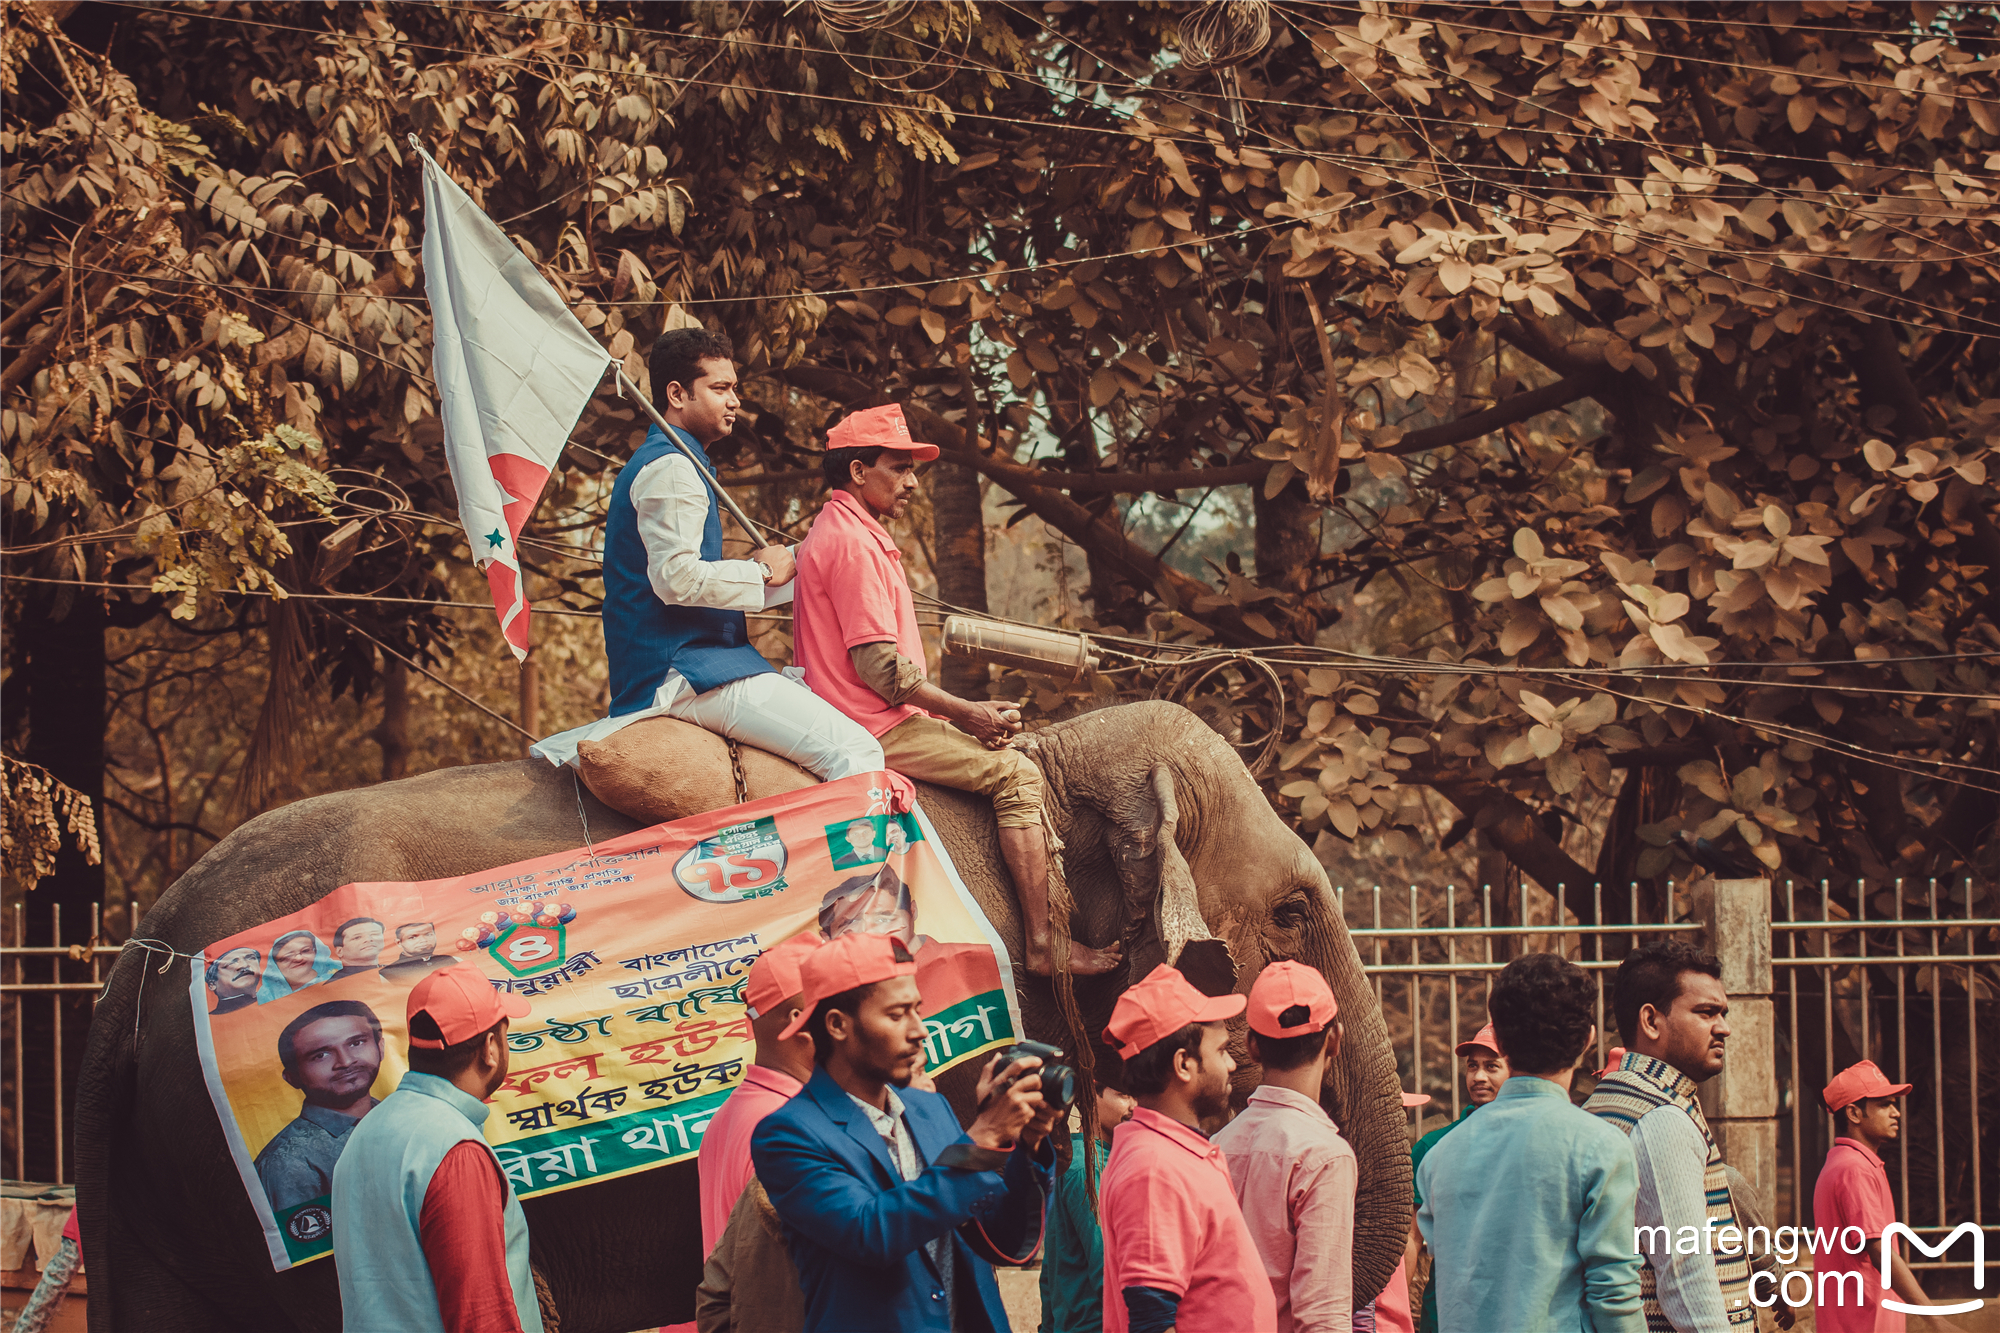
[373,658,410,782]
[1253,475,1318,591]
[931,458,990,699]
[18,586,105,1182]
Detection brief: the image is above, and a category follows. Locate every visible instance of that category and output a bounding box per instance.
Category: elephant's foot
[1024,930,1125,977]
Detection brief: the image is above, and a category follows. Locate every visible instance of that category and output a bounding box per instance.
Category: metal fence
[1,901,133,1184]
[1341,878,1998,1275]
[2,885,1993,1277]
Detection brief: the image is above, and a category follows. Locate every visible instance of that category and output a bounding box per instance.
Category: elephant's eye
[1271,895,1309,930]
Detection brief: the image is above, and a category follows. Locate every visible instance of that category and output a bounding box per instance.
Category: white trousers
[532,670,882,782]
[666,671,883,781]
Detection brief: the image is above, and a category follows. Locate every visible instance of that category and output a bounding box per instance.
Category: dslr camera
[992,1039,1076,1116]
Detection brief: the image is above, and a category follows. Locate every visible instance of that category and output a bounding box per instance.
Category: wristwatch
[754,559,774,585]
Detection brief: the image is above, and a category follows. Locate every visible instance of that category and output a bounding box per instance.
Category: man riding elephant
[531,327,886,785]
[791,403,1119,978]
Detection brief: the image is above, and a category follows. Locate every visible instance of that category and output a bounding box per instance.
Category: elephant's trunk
[1306,892,1412,1307]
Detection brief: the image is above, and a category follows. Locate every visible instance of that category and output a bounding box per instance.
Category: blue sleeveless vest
[330,1072,543,1333]
[604,424,773,714]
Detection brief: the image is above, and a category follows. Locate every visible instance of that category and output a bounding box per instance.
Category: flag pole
[613,367,767,544]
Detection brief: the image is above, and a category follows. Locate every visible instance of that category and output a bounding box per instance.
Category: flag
[415,140,611,660]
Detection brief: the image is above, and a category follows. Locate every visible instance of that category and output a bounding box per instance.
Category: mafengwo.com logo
[1634,1219,1987,1315]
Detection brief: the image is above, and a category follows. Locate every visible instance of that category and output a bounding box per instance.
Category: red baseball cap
[1104,963,1246,1059]
[1455,1022,1502,1057]
[1595,1046,1629,1078]
[778,932,918,1041]
[1823,1059,1912,1114]
[1402,1090,1432,1109]
[825,404,939,461]
[407,966,531,1049]
[746,932,824,1021]
[1246,960,1338,1038]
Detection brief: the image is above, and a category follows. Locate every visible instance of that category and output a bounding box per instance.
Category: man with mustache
[751,933,1057,1332]
[530,327,886,788]
[1098,963,1274,1333]
[206,947,263,1015]
[379,921,461,983]
[255,1000,385,1216]
[791,403,1120,979]
[1585,942,1753,1330]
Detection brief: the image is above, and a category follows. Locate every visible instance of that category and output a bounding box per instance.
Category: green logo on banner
[488,920,568,976]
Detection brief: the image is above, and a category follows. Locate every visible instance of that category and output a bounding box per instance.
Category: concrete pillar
[1697,878,1779,1216]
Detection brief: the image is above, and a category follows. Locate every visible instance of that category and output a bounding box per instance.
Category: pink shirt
[1212,1085,1357,1333]
[1812,1137,1903,1333]
[1374,1260,1415,1333]
[696,1066,803,1255]
[793,489,931,738]
[1099,1106,1278,1333]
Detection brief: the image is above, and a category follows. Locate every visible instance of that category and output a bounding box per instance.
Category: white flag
[416,140,611,660]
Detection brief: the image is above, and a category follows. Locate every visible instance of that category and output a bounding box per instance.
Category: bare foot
[1025,934,1124,978]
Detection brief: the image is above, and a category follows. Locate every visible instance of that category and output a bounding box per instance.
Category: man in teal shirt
[1417,955,1643,1333]
[1410,1021,1510,1333]
[1039,1075,1135,1333]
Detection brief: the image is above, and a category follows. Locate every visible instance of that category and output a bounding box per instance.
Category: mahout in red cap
[1246,960,1338,1038]
[746,932,825,1021]
[778,932,919,1041]
[406,966,531,1049]
[1822,1059,1913,1114]
[1103,962,1246,1059]
[825,404,940,461]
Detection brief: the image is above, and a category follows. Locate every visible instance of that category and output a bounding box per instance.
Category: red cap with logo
[778,932,918,1041]
[1246,960,1339,1038]
[407,966,532,1049]
[1454,1022,1503,1057]
[1822,1059,1912,1114]
[1595,1046,1629,1078]
[746,933,825,1021]
[825,404,939,461]
[1104,963,1246,1059]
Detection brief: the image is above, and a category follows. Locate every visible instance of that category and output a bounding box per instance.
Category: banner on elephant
[189,773,1021,1272]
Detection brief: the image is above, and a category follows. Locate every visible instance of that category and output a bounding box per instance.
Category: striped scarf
[1585,1052,1755,1329]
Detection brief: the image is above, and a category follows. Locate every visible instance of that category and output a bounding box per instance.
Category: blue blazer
[750,1065,1052,1333]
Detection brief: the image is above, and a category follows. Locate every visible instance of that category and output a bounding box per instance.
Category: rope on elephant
[1036,789,1102,1209]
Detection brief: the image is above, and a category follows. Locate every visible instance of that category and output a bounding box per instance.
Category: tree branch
[783,365,1604,496]
[1431,779,1602,923]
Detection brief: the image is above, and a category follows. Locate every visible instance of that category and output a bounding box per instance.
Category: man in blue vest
[533,326,885,781]
[331,966,539,1333]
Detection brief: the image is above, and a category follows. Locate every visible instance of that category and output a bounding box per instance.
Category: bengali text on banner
[189,773,1020,1271]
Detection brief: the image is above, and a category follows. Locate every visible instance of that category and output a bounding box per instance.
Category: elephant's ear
[1108,765,1239,997]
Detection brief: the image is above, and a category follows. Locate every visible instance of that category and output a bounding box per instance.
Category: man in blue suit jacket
[752,933,1056,1332]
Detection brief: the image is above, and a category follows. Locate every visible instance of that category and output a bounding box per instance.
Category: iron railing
[1339,879,1997,1275]
[1,901,133,1184]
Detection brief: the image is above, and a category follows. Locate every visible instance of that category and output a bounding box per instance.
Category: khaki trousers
[878,714,1045,830]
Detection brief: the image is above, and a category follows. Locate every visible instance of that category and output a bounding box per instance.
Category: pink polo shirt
[1812,1137,1903,1333]
[695,1065,803,1255]
[793,489,931,738]
[1099,1106,1278,1333]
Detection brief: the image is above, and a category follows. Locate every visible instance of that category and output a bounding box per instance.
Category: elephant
[74,700,1410,1332]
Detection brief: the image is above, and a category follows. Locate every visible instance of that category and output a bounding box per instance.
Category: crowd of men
[315,327,1958,1332]
[321,927,1955,1333]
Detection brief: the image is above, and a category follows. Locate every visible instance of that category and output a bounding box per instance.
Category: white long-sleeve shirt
[628,451,792,615]
[1630,1106,1732,1332]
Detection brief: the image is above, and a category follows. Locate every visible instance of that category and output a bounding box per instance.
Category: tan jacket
[695,1176,805,1333]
